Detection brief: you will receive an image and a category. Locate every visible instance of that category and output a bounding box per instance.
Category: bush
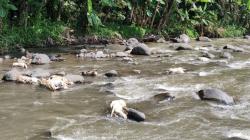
[88,24,148,39]
[164,24,198,38]
[220,25,246,37]
[0,20,65,53]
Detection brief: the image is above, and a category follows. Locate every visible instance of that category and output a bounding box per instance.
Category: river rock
[99,83,115,94]
[198,57,210,62]
[175,44,193,51]
[157,38,167,43]
[223,44,245,52]
[127,108,145,122]
[166,67,186,74]
[220,52,234,59]
[143,34,159,42]
[105,70,119,77]
[49,54,65,62]
[31,53,50,64]
[82,70,98,77]
[132,69,141,74]
[130,43,151,55]
[4,55,11,59]
[2,69,22,81]
[54,71,66,76]
[25,68,51,78]
[197,88,235,105]
[65,74,84,84]
[78,51,109,58]
[201,51,215,59]
[125,38,139,51]
[152,92,175,103]
[196,36,212,42]
[171,34,190,43]
[0,58,3,63]
[244,35,250,40]
[115,52,129,57]
[80,49,88,53]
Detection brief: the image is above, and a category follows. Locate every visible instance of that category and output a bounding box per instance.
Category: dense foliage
[0,0,250,52]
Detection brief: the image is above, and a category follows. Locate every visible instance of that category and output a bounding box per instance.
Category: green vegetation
[1,0,250,52]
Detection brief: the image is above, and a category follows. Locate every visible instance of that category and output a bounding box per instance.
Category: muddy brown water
[1,38,250,140]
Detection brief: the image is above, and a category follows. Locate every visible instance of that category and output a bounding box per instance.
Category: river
[0,38,250,140]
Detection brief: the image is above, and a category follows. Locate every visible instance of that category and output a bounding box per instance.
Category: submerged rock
[196,36,212,42]
[130,43,151,55]
[127,108,145,122]
[115,52,130,57]
[82,70,98,77]
[143,34,159,42]
[25,68,51,78]
[65,74,84,84]
[2,69,22,81]
[49,54,65,62]
[201,51,215,59]
[152,92,175,103]
[223,44,245,52]
[77,51,109,58]
[197,88,235,105]
[165,67,186,74]
[220,52,234,59]
[175,44,193,51]
[198,57,210,62]
[105,70,119,77]
[31,53,51,64]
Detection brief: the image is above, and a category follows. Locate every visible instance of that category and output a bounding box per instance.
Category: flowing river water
[1,38,250,140]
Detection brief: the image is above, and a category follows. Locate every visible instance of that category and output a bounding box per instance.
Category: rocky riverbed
[0,38,250,140]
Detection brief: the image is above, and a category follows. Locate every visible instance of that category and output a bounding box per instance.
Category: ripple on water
[227,129,250,140]
[227,60,250,69]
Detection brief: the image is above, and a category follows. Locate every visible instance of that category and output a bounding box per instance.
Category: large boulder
[197,88,235,105]
[65,74,84,84]
[130,43,151,55]
[171,34,190,43]
[31,53,50,64]
[2,69,22,81]
[125,38,139,51]
[127,108,145,122]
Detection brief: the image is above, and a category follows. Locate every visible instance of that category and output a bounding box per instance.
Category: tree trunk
[18,0,28,28]
[0,18,2,33]
[160,0,174,30]
[77,0,88,34]
[130,7,134,23]
[157,1,168,30]
[150,1,160,28]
